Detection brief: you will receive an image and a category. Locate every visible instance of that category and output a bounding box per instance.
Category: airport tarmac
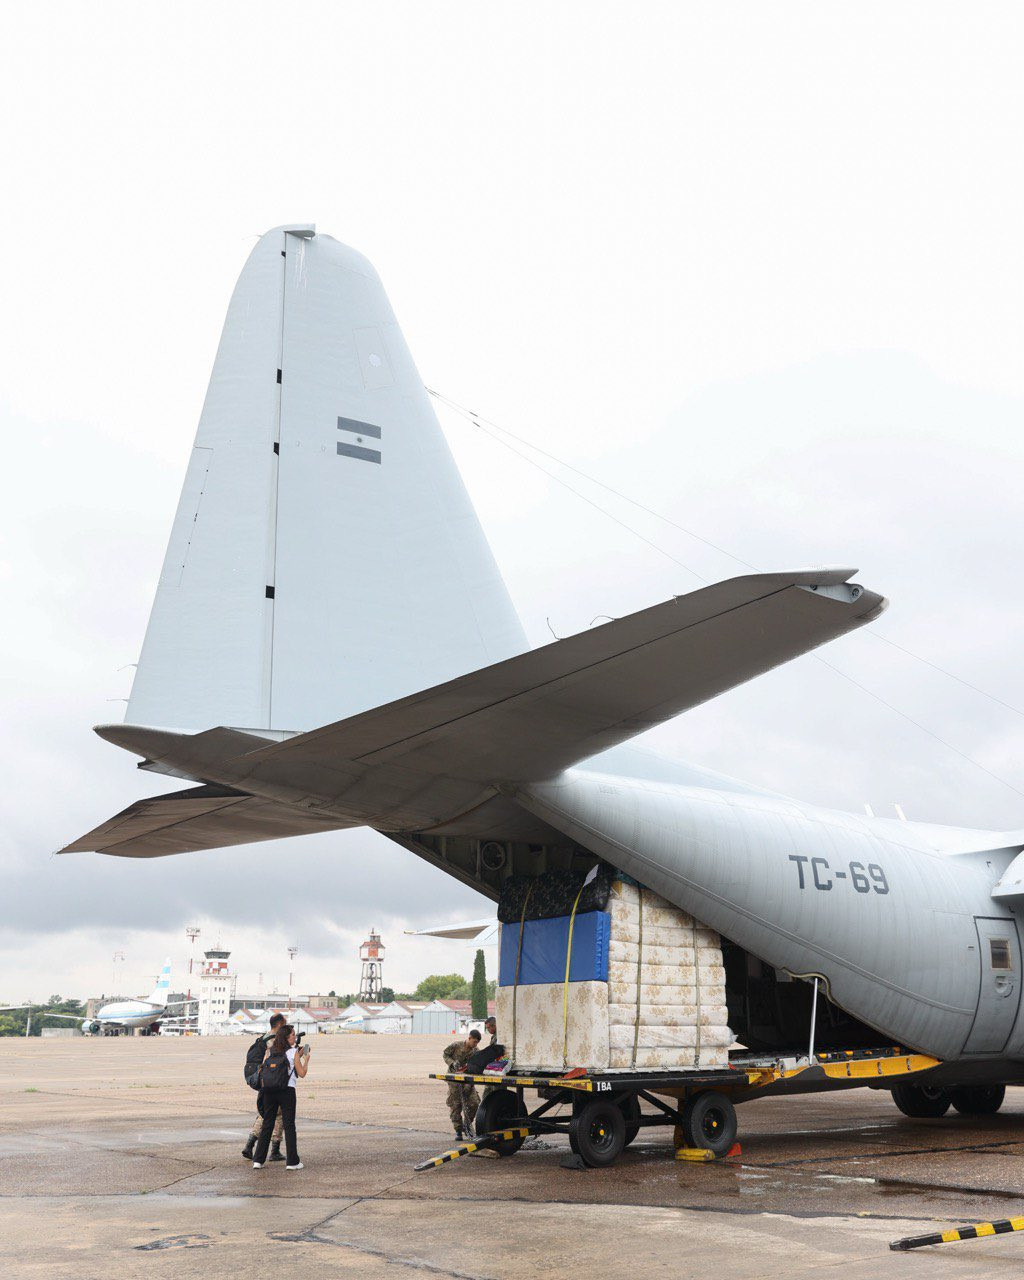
[3,1036,1024,1278]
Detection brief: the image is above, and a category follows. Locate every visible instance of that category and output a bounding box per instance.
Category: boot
[242,1135,256,1160]
[269,1141,285,1162]
[454,1127,465,1143]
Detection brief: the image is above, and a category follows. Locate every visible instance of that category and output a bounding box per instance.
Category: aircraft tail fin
[147,959,172,1007]
[126,225,526,738]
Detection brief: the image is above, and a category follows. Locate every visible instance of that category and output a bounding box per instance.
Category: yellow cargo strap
[511,883,533,1065]
[631,885,644,1069]
[562,881,588,1068]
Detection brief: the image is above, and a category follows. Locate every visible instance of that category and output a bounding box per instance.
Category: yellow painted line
[940,1229,960,1243]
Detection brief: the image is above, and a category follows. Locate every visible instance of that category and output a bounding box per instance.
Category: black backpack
[260,1049,291,1090]
[244,1036,268,1091]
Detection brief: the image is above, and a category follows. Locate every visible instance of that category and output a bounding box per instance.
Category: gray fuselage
[517,769,1023,1079]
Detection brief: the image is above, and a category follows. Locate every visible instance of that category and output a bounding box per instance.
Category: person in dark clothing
[252,1023,310,1170]
[242,1012,286,1161]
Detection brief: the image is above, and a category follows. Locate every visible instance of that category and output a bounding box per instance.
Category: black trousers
[253,1087,298,1165]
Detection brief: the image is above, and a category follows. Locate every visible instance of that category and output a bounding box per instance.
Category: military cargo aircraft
[65,225,1024,1120]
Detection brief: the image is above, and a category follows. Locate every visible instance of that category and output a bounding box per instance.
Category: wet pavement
[4,1036,1024,1277]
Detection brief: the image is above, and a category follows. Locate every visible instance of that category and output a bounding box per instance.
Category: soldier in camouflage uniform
[443,1029,481,1139]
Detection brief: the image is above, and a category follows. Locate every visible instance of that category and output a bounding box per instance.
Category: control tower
[197,946,236,1035]
[358,929,385,1002]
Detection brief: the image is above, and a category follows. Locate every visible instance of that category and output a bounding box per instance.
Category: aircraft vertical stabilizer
[146,959,172,1007]
[126,225,526,735]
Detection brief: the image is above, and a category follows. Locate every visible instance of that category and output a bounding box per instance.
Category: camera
[295,1031,305,1045]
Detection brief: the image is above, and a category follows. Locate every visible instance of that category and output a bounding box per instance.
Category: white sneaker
[252,1162,263,1169]
[285,1162,304,1171]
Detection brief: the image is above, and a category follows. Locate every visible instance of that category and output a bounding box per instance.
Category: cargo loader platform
[423,1046,942,1169]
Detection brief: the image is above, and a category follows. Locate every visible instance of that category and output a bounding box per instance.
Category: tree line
[0,996,85,1037]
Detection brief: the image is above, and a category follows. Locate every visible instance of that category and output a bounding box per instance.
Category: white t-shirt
[286,1046,297,1088]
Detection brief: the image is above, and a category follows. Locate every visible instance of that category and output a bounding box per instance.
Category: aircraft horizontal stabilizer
[406,919,500,944]
[177,569,885,828]
[60,783,352,858]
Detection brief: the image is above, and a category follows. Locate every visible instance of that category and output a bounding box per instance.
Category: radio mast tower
[358,929,385,1002]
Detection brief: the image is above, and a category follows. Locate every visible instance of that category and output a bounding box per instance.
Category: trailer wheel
[891,1083,951,1118]
[949,1084,1005,1116]
[681,1091,737,1156]
[569,1099,627,1167]
[618,1094,642,1146]
[474,1088,526,1156]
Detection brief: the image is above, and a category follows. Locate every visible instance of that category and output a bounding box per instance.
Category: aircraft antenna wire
[429,388,1024,803]
[429,386,1024,718]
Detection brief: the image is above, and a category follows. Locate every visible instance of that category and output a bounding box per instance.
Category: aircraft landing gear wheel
[950,1084,1005,1116]
[891,1083,951,1118]
[475,1088,527,1156]
[618,1094,642,1147]
[681,1091,738,1156]
[569,1098,627,1167]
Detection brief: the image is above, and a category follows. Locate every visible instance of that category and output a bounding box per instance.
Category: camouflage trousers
[251,1095,284,1142]
[446,1082,480,1133]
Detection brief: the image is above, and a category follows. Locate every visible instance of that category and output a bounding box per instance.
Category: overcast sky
[2,2,1023,1004]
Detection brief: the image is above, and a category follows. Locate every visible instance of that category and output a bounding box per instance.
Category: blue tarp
[498,911,610,986]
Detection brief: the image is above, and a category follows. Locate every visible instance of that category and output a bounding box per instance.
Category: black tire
[568,1099,627,1167]
[618,1094,642,1147]
[891,1083,951,1118]
[681,1091,738,1156]
[474,1088,526,1156]
[949,1084,1005,1116]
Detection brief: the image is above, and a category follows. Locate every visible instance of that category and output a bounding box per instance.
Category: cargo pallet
[423,1046,941,1170]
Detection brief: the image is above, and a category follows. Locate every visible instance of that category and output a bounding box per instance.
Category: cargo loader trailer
[422,1046,942,1169]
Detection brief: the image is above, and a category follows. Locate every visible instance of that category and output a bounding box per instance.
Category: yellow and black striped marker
[890,1216,1024,1251]
[430,1071,595,1091]
[415,1127,532,1172]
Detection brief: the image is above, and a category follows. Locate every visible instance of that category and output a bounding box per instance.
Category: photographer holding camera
[252,1023,310,1171]
[242,1011,286,1161]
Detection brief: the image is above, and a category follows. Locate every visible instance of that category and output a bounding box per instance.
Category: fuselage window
[990,939,1012,970]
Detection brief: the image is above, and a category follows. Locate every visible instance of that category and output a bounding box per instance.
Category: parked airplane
[81,960,180,1033]
[65,225,1024,1119]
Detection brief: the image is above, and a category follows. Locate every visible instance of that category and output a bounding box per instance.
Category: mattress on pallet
[497,911,610,987]
[608,979,725,1005]
[611,921,721,948]
[608,939,725,971]
[608,1023,732,1050]
[607,1003,730,1027]
[609,1044,730,1070]
[497,876,736,1073]
[496,980,610,1071]
[610,899,697,930]
[608,961,716,987]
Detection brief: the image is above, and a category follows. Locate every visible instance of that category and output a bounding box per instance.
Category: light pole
[287,947,298,1008]
[185,927,200,998]
[112,950,125,994]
